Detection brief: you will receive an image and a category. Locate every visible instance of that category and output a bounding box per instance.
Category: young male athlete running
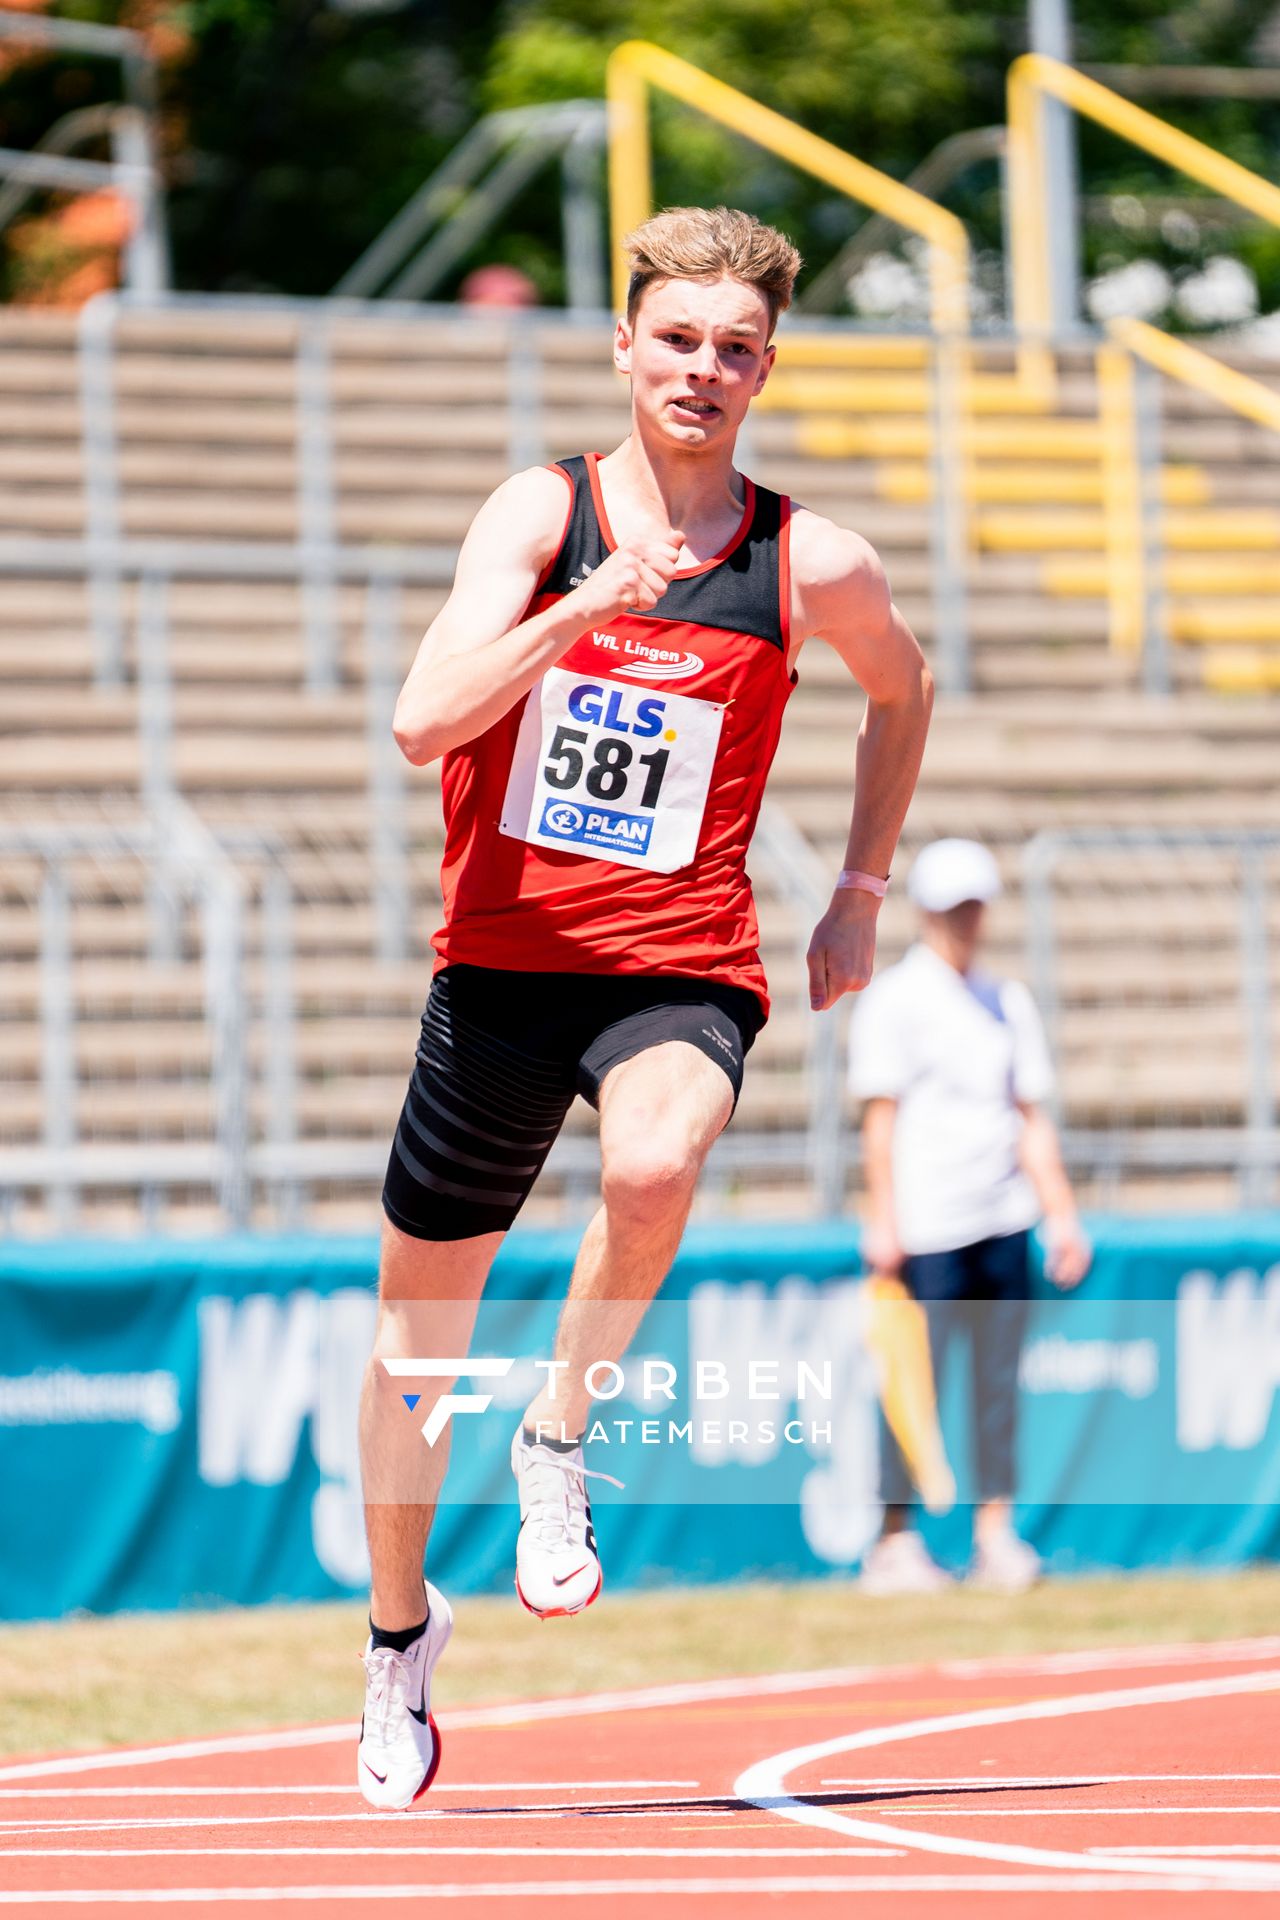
[357,205,933,1808]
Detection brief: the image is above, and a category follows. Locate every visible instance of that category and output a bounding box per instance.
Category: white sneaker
[511,1426,623,1618]
[970,1526,1041,1594]
[859,1529,954,1596]
[357,1578,453,1809]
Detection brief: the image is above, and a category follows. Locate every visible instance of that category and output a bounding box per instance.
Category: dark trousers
[879,1228,1032,1508]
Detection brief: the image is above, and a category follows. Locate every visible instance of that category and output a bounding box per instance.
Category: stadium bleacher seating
[2,304,1278,1231]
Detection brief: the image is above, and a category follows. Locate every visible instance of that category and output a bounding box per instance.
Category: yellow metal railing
[605,40,971,334]
[1095,340,1147,655]
[1008,55,1280,345]
[1100,315,1280,688]
[1109,316,1280,436]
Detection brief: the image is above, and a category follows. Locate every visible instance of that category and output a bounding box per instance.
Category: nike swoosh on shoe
[363,1763,388,1784]
[553,1564,591,1586]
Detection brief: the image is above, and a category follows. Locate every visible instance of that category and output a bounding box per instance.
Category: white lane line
[886,1797,1280,1812]
[1093,1847,1280,1858]
[0,1804,746,1837]
[859,1804,1280,1820]
[7,1803,1278,1840]
[0,1845,905,1860]
[0,1726,355,1786]
[0,1782,698,1799]
[876,1806,1280,1819]
[820,1774,1280,1787]
[4,1773,1273,1801]
[0,1873,1273,1900]
[4,1634,1277,1785]
[938,1638,1280,1680]
[734,1668,1280,1888]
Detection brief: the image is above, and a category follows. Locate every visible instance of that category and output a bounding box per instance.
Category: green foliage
[1,1,1277,311]
[487,0,988,162]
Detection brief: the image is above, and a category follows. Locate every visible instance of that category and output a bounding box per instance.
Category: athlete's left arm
[789,510,934,1012]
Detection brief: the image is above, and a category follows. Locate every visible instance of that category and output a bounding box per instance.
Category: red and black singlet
[432,451,796,1016]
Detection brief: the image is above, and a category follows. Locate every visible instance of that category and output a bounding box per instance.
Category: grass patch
[2,1567,1277,1760]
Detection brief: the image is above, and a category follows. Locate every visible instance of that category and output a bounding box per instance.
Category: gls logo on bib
[500,668,724,874]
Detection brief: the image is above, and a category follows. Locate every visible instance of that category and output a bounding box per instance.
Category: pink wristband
[836,868,890,899]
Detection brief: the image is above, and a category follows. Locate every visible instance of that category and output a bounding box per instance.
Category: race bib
[499,667,723,874]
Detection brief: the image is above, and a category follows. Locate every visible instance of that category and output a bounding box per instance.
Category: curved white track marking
[2,1634,1277,1784]
[819,1774,1280,1788]
[1094,1847,1280,1858]
[734,1668,1280,1887]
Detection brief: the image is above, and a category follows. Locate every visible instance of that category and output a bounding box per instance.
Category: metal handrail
[1096,317,1280,686]
[336,101,607,313]
[0,9,158,113]
[795,125,1006,318]
[605,40,971,335]
[0,14,167,294]
[1008,55,1280,347]
[1108,317,1280,435]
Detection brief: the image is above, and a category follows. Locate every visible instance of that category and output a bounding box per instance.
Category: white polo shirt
[848,942,1055,1255]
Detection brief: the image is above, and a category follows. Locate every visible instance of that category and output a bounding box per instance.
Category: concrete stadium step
[0,1070,815,1141]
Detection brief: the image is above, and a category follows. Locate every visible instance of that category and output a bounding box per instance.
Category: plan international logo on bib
[540,797,654,856]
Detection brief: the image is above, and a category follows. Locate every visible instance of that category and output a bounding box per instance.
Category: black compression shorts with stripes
[382,962,764,1243]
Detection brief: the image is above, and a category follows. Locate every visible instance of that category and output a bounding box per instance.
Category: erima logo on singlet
[591,631,704,681]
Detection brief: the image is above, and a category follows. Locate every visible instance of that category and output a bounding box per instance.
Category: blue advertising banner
[0,1217,1277,1621]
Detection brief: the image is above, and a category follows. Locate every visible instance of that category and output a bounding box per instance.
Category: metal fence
[4,288,973,697]
[1024,827,1279,1208]
[0,807,289,1233]
[0,797,839,1234]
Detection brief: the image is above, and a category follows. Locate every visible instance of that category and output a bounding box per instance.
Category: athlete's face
[614,274,775,449]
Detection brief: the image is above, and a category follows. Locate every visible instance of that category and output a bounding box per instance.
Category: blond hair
[624,205,802,337]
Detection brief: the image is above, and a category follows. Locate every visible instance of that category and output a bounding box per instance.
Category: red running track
[0,1635,1278,1916]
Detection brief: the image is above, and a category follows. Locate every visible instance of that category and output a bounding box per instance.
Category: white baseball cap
[907,838,1002,914]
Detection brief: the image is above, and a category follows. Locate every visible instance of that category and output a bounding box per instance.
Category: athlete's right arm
[393,468,682,765]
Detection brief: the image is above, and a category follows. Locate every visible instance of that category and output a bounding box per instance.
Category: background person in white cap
[849,837,1091,1594]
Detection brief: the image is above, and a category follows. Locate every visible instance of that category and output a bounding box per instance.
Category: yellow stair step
[980,508,1280,552]
[758,373,933,413]
[1045,557,1280,597]
[1170,602,1280,643]
[799,418,1107,462]
[1202,650,1280,693]
[760,369,1063,417]
[880,462,1209,507]
[773,334,931,369]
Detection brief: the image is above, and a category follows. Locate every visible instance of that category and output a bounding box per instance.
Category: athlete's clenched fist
[571,529,684,622]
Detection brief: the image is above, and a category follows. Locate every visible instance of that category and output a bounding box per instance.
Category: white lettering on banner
[686,1279,881,1566]
[0,1368,179,1432]
[499,666,723,873]
[197,1290,377,1586]
[1177,1267,1280,1452]
[1019,1335,1158,1398]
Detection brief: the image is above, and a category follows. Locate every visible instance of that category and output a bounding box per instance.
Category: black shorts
[382,963,764,1243]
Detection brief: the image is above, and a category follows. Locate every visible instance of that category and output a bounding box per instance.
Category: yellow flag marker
[863,1273,957,1515]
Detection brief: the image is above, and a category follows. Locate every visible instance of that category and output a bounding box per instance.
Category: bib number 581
[544,725,669,808]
